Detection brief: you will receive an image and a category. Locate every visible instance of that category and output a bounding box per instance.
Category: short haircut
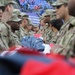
[50,19,63,31]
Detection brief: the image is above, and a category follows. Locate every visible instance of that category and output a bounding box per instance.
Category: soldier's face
[44,16,50,23]
[22,18,28,26]
[55,5,67,19]
[27,25,32,31]
[33,27,39,32]
[11,22,20,30]
[68,0,75,16]
[40,20,46,26]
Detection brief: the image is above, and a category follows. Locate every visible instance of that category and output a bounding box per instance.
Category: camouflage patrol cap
[32,23,39,27]
[0,1,4,7]
[42,9,56,17]
[52,0,68,7]
[28,21,33,26]
[43,11,52,17]
[19,12,29,18]
[10,14,22,22]
[13,9,20,16]
[13,9,29,18]
[45,9,56,14]
[1,0,17,6]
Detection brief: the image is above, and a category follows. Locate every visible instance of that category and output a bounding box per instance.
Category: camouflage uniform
[32,24,40,34]
[24,21,33,36]
[41,9,56,44]
[0,0,20,51]
[53,19,75,56]
[50,16,75,43]
[0,21,20,50]
[8,14,22,45]
[42,23,53,44]
[15,20,32,40]
[12,9,29,40]
[51,0,74,43]
[15,26,27,41]
[51,0,75,56]
[46,28,53,44]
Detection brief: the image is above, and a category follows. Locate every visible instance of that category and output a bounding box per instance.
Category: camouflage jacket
[0,21,20,50]
[50,16,75,43]
[53,19,75,56]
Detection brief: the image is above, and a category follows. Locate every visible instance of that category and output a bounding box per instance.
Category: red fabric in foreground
[8,46,75,75]
[20,59,75,75]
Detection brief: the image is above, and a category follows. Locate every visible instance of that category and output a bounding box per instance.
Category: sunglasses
[0,7,5,12]
[12,21,21,24]
[56,5,62,9]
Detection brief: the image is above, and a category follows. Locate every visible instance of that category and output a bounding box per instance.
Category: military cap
[45,9,56,14]
[52,0,68,7]
[28,21,33,26]
[13,9,29,18]
[10,14,22,22]
[20,12,29,18]
[1,0,17,6]
[43,12,51,17]
[42,9,56,17]
[0,1,4,7]
[32,23,39,27]
[13,9,20,16]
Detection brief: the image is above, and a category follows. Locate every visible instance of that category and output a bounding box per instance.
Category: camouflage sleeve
[46,30,53,44]
[15,30,20,40]
[0,43,6,52]
[50,32,60,43]
[8,27,21,47]
[0,38,6,51]
[53,28,75,56]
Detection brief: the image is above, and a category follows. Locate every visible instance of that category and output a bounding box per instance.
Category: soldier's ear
[65,6,68,12]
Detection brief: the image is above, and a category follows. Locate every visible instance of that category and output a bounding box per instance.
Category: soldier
[0,0,21,51]
[48,19,63,43]
[0,2,6,52]
[51,19,75,57]
[32,24,40,34]
[51,0,75,57]
[57,0,75,57]
[15,17,29,40]
[50,0,75,43]
[7,14,21,33]
[41,9,56,44]
[7,14,22,45]
[24,21,33,36]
